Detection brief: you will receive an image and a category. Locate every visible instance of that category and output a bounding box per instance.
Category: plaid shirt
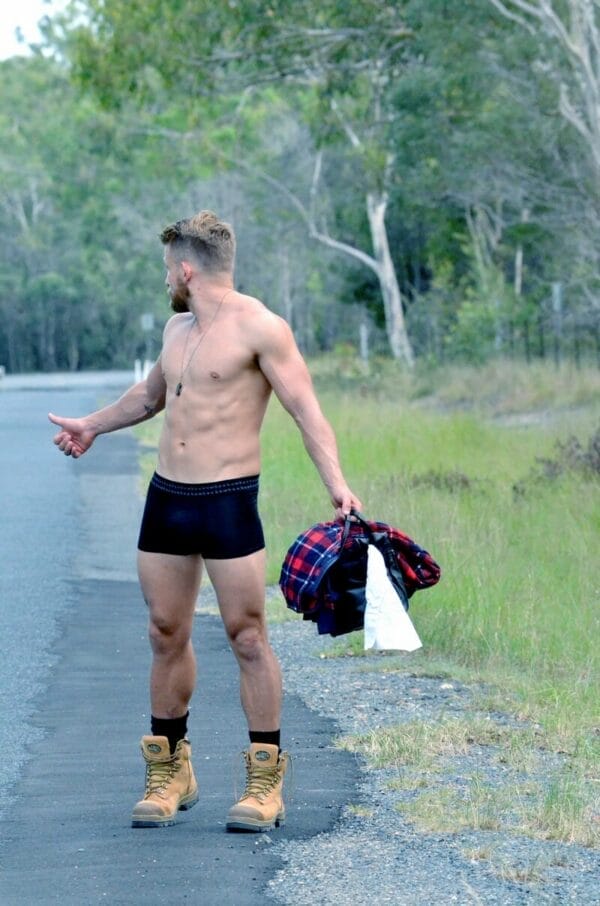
[279,518,441,616]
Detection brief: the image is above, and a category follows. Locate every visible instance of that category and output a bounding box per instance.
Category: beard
[169,280,191,313]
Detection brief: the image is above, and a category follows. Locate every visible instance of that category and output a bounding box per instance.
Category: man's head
[160,211,236,311]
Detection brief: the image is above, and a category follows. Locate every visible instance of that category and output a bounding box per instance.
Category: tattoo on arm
[143,404,155,417]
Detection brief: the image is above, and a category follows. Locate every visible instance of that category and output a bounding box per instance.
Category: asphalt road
[0,376,358,905]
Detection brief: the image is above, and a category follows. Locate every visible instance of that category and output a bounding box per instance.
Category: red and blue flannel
[279,518,441,616]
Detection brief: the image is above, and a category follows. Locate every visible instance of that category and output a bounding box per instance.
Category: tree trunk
[366,191,414,367]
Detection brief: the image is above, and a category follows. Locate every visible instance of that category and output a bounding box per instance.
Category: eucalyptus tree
[488,0,600,357]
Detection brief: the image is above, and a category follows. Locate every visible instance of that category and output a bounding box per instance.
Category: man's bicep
[258,320,316,417]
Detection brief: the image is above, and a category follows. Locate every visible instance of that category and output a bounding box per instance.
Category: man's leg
[138,550,202,720]
[205,549,281,731]
[131,551,202,828]
[206,550,288,832]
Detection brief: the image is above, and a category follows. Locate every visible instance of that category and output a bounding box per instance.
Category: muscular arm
[49,359,166,458]
[84,359,167,433]
[257,314,362,517]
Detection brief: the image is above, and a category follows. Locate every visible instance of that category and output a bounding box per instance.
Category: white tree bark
[366,191,414,366]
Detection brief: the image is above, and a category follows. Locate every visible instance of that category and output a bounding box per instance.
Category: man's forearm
[296,410,347,497]
[84,381,163,436]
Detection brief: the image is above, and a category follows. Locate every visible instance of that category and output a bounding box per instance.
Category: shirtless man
[49,210,362,832]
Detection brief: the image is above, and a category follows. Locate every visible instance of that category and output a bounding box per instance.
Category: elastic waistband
[151,472,259,497]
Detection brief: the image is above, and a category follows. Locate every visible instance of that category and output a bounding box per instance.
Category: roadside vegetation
[136,356,599,848]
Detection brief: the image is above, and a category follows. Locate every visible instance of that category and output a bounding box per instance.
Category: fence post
[552,281,563,368]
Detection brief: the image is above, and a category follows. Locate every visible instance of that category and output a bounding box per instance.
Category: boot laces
[145,755,180,796]
[240,754,283,803]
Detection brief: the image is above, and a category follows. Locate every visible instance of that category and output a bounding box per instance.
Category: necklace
[175,287,233,396]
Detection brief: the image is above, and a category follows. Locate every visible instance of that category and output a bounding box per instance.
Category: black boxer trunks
[137,472,265,559]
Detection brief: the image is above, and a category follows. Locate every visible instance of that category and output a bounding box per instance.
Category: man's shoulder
[234,291,273,318]
[163,312,192,334]
[235,294,290,343]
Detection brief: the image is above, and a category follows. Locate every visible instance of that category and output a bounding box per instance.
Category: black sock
[151,712,189,754]
[249,729,281,753]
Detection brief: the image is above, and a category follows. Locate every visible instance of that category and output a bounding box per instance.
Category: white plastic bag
[363,544,422,652]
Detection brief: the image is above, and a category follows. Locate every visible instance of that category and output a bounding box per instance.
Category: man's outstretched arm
[49,359,167,458]
[257,314,362,519]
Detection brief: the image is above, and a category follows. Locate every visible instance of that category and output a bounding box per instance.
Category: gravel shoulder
[266,619,600,906]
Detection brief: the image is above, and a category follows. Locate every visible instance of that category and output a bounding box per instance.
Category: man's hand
[331,485,363,522]
[48,413,96,459]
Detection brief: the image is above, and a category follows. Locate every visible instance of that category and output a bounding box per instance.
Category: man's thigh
[205,549,267,633]
[137,550,202,629]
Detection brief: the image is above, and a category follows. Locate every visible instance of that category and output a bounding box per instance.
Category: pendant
[175,382,183,396]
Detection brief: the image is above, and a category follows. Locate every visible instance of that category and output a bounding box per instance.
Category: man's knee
[227,622,268,663]
[148,613,192,657]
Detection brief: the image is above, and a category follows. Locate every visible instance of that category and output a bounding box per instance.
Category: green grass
[307,355,600,417]
[337,717,599,847]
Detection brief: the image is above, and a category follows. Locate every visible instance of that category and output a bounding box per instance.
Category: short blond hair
[160,210,236,273]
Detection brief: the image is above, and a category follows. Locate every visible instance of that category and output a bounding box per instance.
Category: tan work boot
[131,736,199,828]
[226,743,288,832]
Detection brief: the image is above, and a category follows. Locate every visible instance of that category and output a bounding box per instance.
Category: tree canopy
[0,0,599,371]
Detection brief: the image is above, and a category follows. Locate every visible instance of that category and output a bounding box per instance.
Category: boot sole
[131,790,199,828]
[226,812,285,833]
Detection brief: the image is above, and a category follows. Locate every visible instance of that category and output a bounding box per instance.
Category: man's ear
[181,260,194,282]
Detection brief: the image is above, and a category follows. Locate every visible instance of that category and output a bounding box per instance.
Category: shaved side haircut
[160,210,236,273]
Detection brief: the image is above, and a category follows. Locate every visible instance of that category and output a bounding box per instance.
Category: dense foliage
[1,0,599,371]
